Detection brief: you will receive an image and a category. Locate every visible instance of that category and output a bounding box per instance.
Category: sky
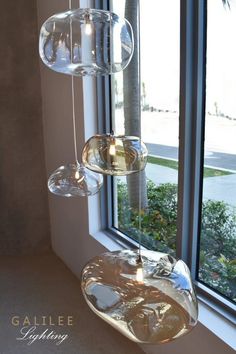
[112,0,236,118]
[207,0,236,117]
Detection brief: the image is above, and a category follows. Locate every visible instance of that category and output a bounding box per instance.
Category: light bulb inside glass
[84,22,92,35]
[136,254,144,283]
[84,13,93,35]
[136,266,144,283]
[109,141,116,156]
[75,170,81,180]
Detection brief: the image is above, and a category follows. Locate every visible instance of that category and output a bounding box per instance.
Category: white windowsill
[90,230,236,351]
[198,301,235,350]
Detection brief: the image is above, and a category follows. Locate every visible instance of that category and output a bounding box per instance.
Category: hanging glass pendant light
[81,249,198,344]
[39,8,134,76]
[48,161,103,197]
[81,133,148,176]
[46,4,104,199]
[47,73,104,198]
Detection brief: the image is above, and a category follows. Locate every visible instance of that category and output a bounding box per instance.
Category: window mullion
[177,0,206,273]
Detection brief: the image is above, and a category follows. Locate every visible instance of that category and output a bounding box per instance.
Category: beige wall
[0,0,50,254]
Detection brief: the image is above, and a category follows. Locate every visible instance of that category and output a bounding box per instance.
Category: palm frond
[222,0,231,9]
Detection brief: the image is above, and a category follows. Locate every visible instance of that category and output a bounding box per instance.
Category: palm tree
[123,0,148,209]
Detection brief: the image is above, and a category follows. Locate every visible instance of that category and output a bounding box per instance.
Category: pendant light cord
[138,171,142,260]
[69,0,79,164]
[137,1,142,262]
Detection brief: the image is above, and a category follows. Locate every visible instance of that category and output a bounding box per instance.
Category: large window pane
[110,0,180,255]
[198,0,236,303]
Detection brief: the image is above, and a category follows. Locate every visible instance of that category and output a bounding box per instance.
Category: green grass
[147,156,233,178]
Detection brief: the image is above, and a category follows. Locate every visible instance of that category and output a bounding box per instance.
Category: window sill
[90,229,236,351]
[198,300,235,350]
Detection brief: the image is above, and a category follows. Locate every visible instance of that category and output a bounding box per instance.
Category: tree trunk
[124,0,148,209]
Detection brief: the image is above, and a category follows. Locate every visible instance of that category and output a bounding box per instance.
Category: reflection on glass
[39,8,134,76]
[82,134,148,176]
[111,0,180,255]
[48,162,103,197]
[199,0,236,303]
[81,249,198,343]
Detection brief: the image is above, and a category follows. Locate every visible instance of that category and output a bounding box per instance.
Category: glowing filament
[136,266,144,283]
[75,171,80,180]
[109,142,116,156]
[84,22,92,36]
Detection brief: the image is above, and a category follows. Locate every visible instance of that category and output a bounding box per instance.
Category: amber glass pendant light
[39,8,134,76]
[82,132,148,176]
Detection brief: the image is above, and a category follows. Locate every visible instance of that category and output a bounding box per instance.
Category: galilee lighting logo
[11,315,73,346]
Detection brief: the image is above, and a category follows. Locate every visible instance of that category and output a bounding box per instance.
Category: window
[99,0,236,319]
[111,0,180,256]
[198,0,236,304]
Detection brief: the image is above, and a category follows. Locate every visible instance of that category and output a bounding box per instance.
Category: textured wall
[0,0,51,254]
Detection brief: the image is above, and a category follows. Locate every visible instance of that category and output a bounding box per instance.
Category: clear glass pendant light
[39,8,134,76]
[47,76,103,197]
[47,1,103,198]
[48,161,103,197]
[82,133,148,176]
[81,249,198,344]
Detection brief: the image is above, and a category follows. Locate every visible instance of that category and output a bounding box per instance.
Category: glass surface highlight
[82,134,148,176]
[81,249,198,343]
[48,162,103,197]
[39,8,134,76]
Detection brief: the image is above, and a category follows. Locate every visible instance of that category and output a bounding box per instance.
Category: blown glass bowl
[81,249,198,344]
[39,8,134,76]
[48,162,103,197]
[82,134,148,176]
